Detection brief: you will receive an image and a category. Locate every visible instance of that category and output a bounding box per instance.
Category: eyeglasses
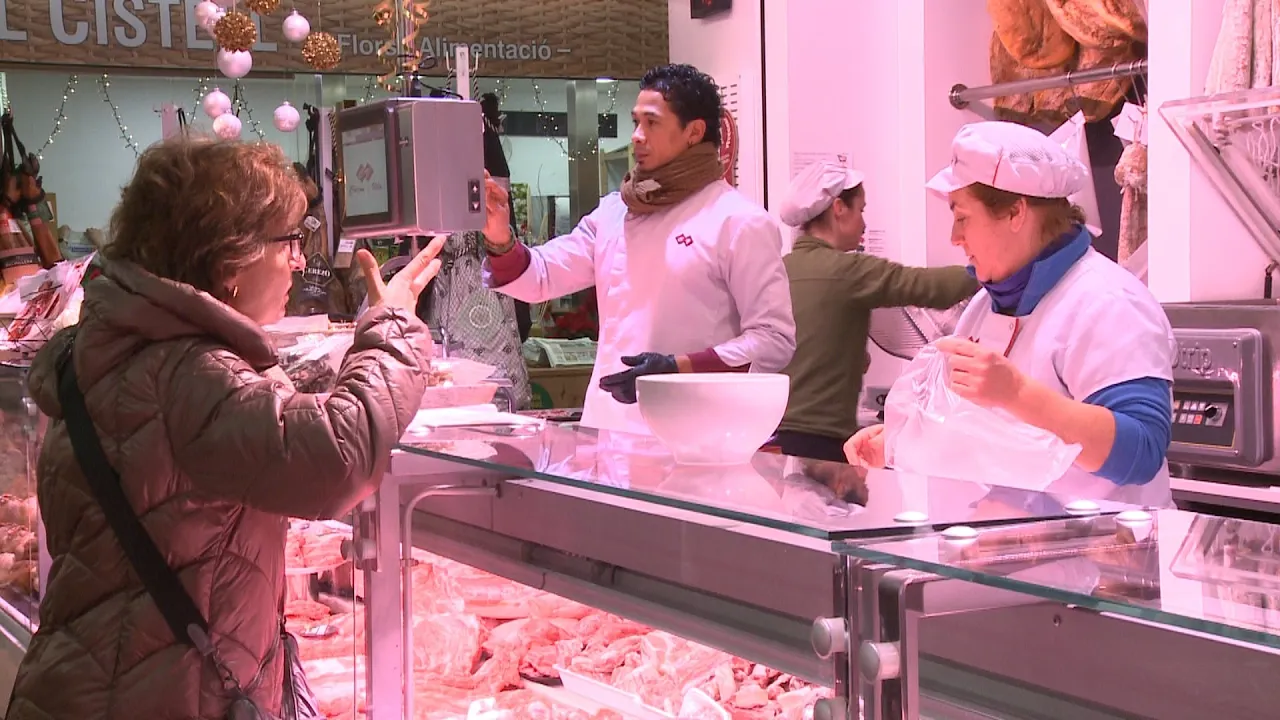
[271,229,307,258]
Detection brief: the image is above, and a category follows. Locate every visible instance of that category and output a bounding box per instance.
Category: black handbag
[55,340,318,720]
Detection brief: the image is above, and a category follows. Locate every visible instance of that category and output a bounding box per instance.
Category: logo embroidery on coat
[675,234,693,247]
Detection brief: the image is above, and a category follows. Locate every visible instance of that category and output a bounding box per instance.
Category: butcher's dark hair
[640,63,722,148]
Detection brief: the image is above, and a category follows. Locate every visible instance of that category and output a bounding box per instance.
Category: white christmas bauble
[282,10,310,43]
[212,113,242,140]
[202,87,232,118]
[194,0,221,30]
[216,49,253,79]
[273,101,301,132]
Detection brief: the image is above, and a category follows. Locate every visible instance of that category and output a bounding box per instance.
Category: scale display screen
[341,124,391,219]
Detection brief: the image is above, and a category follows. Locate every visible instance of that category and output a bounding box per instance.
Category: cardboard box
[528,365,592,410]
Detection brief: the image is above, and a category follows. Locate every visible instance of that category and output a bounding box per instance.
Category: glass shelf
[395,422,1134,541]
[839,509,1280,649]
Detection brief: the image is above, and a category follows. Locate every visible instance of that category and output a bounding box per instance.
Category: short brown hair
[966,183,1086,245]
[104,135,307,298]
[802,184,865,234]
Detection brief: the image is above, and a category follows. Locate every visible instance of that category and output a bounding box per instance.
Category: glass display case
[310,419,1135,720]
[842,510,1280,719]
[0,364,40,702]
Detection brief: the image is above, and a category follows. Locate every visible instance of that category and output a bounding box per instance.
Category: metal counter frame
[353,455,856,720]
[854,561,1280,720]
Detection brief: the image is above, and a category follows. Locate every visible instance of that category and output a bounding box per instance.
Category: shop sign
[0,0,669,78]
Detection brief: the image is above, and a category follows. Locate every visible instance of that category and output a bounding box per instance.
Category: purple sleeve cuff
[486,242,532,286]
[687,348,749,373]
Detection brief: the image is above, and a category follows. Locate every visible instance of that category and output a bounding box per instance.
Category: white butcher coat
[951,248,1176,508]
[488,181,797,435]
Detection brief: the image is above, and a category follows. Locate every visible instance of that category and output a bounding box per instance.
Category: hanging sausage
[0,113,41,293]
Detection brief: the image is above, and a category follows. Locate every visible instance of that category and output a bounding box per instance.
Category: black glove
[598,352,678,404]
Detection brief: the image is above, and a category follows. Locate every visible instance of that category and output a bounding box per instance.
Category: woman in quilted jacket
[5,136,443,720]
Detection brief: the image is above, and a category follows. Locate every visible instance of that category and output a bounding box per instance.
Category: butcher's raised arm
[483,197,617,304]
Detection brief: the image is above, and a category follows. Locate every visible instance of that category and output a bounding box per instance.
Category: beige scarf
[620,143,724,214]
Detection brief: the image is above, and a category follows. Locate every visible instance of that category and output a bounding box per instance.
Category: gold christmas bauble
[302,31,342,71]
[245,0,280,15]
[214,11,257,53]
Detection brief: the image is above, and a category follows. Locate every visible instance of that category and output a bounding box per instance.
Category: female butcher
[6,136,443,720]
[845,121,1176,508]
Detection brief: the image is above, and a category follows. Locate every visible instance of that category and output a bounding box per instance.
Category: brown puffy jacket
[5,257,430,720]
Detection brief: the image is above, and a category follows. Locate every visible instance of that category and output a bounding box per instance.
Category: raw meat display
[0,372,38,600]
[285,523,831,720]
[287,519,349,570]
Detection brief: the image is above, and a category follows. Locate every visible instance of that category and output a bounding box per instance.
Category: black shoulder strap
[55,346,220,657]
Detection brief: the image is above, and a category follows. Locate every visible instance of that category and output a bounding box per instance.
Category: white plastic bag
[1048,111,1102,237]
[278,332,356,393]
[883,344,1082,491]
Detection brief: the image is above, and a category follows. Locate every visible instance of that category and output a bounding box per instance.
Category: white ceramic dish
[636,373,789,466]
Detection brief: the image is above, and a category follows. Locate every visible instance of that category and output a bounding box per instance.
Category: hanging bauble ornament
[273,101,301,132]
[195,0,221,30]
[202,87,233,118]
[212,113,242,140]
[200,6,226,32]
[245,0,279,15]
[216,49,254,79]
[282,10,310,43]
[301,31,342,71]
[214,11,257,53]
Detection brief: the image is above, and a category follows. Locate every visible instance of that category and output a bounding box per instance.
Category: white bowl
[636,373,789,466]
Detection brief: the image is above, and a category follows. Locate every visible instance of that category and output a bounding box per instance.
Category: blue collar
[969,225,1091,317]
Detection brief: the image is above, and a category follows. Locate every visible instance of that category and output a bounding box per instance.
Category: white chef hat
[778,162,867,228]
[926,121,1088,200]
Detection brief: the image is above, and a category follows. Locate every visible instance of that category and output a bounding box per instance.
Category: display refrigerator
[0,363,40,704]
[313,419,1136,720]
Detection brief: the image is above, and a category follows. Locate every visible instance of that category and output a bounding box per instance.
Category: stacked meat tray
[286,520,830,720]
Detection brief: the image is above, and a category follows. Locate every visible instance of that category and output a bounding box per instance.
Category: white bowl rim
[636,372,788,385]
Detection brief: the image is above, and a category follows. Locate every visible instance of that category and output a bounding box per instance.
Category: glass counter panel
[838,509,1280,649]
[396,423,1135,541]
[0,365,38,625]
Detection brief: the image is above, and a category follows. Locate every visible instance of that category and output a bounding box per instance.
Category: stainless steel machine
[1164,301,1280,516]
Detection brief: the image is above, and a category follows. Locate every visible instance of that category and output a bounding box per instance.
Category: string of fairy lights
[530,78,621,162]
[25,72,279,158]
[21,72,628,162]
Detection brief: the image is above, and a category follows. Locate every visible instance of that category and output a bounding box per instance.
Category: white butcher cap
[926,121,1088,200]
[778,162,867,228]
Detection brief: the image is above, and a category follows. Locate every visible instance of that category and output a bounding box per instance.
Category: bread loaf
[990,32,1057,122]
[987,0,1078,69]
[1072,45,1139,121]
[1045,0,1147,48]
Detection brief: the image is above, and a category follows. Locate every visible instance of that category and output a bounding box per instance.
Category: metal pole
[949,59,1148,110]
[566,81,601,224]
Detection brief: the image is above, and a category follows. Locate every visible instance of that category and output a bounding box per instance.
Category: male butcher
[480,63,796,435]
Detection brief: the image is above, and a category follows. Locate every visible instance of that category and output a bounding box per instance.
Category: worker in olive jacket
[768,162,978,462]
